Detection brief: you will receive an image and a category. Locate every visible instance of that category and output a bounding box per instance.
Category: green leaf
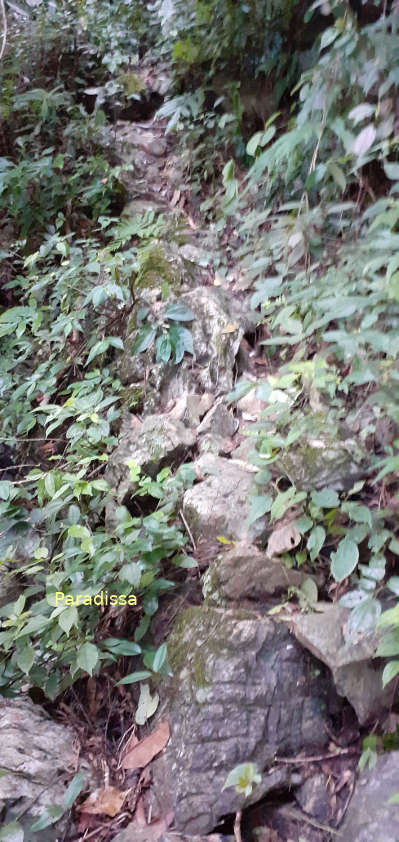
[223,762,261,798]
[152,642,167,673]
[0,481,12,500]
[384,163,399,181]
[306,526,326,562]
[30,805,64,831]
[116,670,152,685]
[155,333,172,364]
[248,495,272,524]
[16,645,34,675]
[388,792,399,805]
[382,660,399,688]
[63,772,85,810]
[169,323,193,363]
[58,605,78,636]
[119,562,141,587]
[377,629,399,657]
[164,302,195,321]
[247,131,263,156]
[131,325,156,355]
[311,488,339,508]
[77,642,99,676]
[0,822,24,842]
[104,637,141,656]
[330,538,359,582]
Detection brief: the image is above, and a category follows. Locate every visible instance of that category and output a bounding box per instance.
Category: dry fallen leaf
[222,322,239,334]
[171,188,181,207]
[79,786,127,817]
[266,523,301,558]
[121,721,170,770]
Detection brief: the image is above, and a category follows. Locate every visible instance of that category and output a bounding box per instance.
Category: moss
[120,384,145,411]
[167,606,256,698]
[201,565,224,605]
[135,242,180,292]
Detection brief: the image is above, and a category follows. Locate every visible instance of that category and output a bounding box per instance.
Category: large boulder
[182,454,265,544]
[340,752,399,841]
[289,603,391,724]
[0,697,92,841]
[151,606,343,835]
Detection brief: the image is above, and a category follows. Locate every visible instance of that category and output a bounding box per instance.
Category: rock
[295,773,330,821]
[197,399,236,438]
[340,752,399,841]
[273,435,368,491]
[182,454,265,543]
[105,412,196,506]
[290,603,391,724]
[151,606,342,835]
[202,542,307,603]
[0,697,92,840]
[121,287,244,413]
[182,287,243,393]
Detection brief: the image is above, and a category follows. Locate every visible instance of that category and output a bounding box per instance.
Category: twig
[280,805,341,835]
[0,0,7,61]
[275,747,358,764]
[233,809,242,842]
[179,508,196,550]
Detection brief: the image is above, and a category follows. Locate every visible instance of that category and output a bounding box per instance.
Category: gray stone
[0,697,93,840]
[121,287,244,412]
[274,435,368,492]
[183,287,243,393]
[290,603,391,724]
[105,412,196,505]
[203,542,308,604]
[340,752,399,841]
[151,607,341,835]
[197,400,236,438]
[182,454,265,543]
[295,773,330,821]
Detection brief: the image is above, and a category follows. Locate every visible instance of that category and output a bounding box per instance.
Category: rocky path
[2,61,399,842]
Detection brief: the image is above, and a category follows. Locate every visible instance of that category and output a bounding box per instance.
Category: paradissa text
[55,591,137,606]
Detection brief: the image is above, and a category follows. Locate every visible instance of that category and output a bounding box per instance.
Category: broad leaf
[330,538,359,582]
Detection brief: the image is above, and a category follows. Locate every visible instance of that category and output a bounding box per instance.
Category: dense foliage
[1,0,399,733]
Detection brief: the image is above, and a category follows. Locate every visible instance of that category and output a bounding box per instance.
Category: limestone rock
[182,287,243,393]
[182,454,265,543]
[105,413,195,505]
[340,752,399,841]
[274,435,368,491]
[290,603,391,724]
[151,606,342,835]
[203,542,307,603]
[120,287,243,411]
[0,697,92,840]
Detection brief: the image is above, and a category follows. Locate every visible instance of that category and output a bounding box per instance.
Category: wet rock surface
[340,752,399,841]
[151,606,343,835]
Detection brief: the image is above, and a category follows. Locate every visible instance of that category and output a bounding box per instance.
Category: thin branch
[0,0,7,61]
